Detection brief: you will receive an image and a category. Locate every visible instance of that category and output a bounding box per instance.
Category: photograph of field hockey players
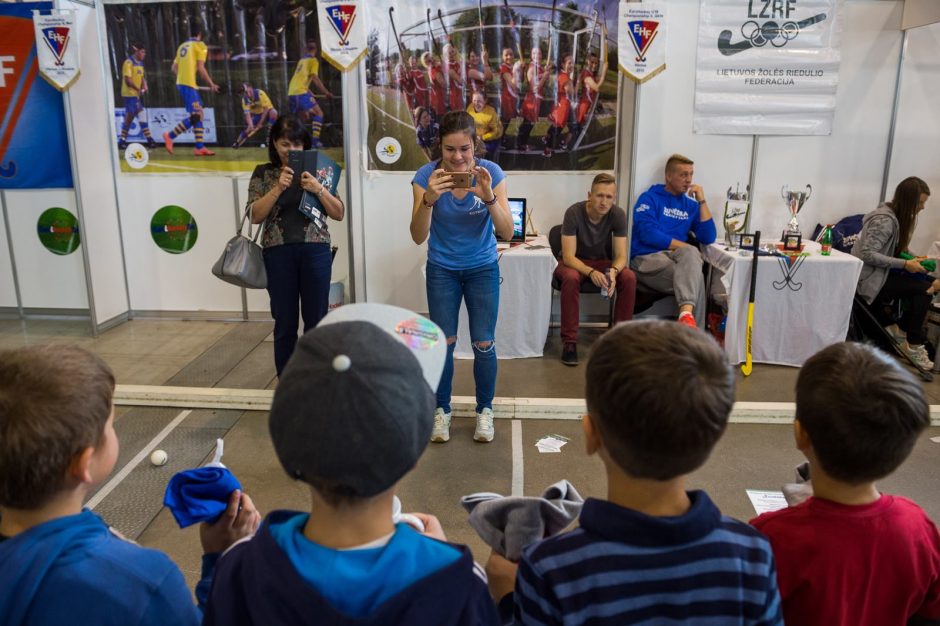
[365,0,619,172]
[102,0,343,174]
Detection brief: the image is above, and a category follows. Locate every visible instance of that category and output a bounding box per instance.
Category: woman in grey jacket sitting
[852,176,935,369]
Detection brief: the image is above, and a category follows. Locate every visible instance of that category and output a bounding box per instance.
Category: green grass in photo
[150,205,198,254]
[37,208,80,255]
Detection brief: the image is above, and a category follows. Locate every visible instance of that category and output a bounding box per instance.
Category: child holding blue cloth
[0,345,260,625]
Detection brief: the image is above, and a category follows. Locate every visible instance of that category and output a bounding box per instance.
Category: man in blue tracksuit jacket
[630,153,716,328]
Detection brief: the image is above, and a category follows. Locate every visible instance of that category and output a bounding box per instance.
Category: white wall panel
[887,21,940,255]
[752,1,903,240]
[632,0,753,231]
[0,199,18,308]
[3,190,87,309]
[66,2,128,324]
[118,176,242,312]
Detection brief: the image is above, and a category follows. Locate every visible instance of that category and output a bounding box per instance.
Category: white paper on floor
[931,436,940,443]
[535,435,570,454]
[746,490,789,515]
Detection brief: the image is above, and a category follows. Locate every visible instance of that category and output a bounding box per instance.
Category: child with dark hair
[0,345,259,624]
[751,341,940,626]
[486,320,783,625]
[204,303,500,625]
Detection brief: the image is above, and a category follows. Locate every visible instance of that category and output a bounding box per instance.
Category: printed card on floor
[746,490,788,515]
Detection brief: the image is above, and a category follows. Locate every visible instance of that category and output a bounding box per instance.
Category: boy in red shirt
[751,341,940,626]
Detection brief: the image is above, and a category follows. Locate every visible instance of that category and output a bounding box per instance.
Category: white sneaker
[474,408,495,442]
[430,408,451,443]
[903,342,934,370]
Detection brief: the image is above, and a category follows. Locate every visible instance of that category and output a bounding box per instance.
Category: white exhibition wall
[4,0,939,319]
[888,20,940,254]
[66,0,129,326]
[3,190,87,310]
[0,203,19,309]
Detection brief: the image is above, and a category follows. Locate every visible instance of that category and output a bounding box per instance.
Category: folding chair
[548,225,614,332]
[849,294,933,382]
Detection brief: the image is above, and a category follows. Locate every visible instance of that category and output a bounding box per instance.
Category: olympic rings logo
[739,20,801,48]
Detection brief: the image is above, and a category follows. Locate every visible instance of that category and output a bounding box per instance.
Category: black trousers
[872,272,932,345]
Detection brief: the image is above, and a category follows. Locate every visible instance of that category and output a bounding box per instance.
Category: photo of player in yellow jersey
[288,40,333,148]
[233,83,278,149]
[118,43,157,151]
[103,1,344,174]
[163,21,221,157]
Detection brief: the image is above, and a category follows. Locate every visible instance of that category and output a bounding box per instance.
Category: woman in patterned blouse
[247,114,344,375]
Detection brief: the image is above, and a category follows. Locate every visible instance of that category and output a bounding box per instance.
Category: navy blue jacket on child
[205,510,500,625]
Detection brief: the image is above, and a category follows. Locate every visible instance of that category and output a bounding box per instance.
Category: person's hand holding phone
[470,164,494,203]
[424,168,455,205]
[276,166,293,192]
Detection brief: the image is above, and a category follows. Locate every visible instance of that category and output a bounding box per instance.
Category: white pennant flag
[33,9,80,91]
[318,0,368,72]
[618,2,667,83]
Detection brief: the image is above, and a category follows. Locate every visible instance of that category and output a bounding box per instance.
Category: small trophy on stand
[781,184,812,250]
[723,183,749,250]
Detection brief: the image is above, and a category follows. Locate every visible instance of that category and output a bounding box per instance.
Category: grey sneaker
[474,408,495,442]
[430,408,451,443]
[904,342,934,370]
[885,324,905,344]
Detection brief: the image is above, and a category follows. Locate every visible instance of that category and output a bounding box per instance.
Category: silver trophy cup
[781,184,812,237]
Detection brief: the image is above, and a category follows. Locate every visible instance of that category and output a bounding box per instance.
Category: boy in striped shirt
[486,320,783,625]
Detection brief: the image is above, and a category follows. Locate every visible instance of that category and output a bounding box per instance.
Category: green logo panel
[150,205,198,254]
[37,208,81,255]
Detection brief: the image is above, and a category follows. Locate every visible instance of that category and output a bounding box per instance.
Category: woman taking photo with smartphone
[247,114,344,376]
[410,110,513,444]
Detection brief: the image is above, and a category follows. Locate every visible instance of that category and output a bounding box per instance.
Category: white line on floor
[511,420,524,496]
[111,386,940,426]
[85,409,193,510]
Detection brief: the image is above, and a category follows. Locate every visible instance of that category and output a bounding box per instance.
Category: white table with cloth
[704,240,863,366]
[455,236,557,359]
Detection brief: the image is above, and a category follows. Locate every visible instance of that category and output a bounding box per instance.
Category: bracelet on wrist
[423,195,435,209]
[482,194,498,206]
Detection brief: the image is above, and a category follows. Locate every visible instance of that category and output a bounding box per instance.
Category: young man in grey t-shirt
[554,173,637,365]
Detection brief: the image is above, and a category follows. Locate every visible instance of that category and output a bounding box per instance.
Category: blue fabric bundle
[163,466,241,528]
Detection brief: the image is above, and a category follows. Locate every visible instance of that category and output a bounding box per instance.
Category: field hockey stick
[741,230,761,376]
[438,9,451,43]
[502,0,523,60]
[545,0,559,71]
[426,8,440,56]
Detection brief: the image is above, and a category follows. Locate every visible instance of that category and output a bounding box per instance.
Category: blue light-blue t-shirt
[412,159,505,270]
[268,511,462,618]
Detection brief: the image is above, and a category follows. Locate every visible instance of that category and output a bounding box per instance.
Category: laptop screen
[500,198,526,242]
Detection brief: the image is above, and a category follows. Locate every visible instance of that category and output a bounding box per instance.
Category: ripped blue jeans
[426,260,500,413]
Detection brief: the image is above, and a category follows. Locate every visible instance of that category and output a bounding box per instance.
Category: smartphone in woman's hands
[287,151,304,186]
[451,172,473,188]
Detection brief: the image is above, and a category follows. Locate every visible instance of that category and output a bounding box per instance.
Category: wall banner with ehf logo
[317,0,368,71]
[32,8,80,91]
[618,2,667,83]
[694,0,844,135]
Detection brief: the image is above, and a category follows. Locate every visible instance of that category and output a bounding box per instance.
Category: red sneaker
[162,132,174,154]
[193,147,216,156]
[677,312,697,329]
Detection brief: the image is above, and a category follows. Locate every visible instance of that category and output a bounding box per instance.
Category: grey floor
[2,317,939,591]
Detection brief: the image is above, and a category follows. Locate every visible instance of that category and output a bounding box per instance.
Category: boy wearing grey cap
[204,304,500,625]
